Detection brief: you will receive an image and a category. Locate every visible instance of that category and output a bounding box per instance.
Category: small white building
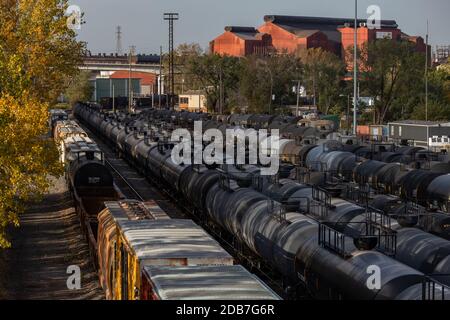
[178,90,207,113]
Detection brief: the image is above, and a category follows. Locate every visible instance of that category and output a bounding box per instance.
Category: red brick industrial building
[210,15,428,63]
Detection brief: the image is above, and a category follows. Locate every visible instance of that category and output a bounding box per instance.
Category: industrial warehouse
[1,0,450,313]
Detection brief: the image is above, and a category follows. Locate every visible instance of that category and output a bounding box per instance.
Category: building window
[399,126,402,136]
[180,97,189,104]
[390,125,394,136]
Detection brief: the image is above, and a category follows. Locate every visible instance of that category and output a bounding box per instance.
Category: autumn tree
[0,0,84,247]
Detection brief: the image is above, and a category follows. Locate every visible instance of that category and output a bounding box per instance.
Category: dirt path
[0,177,104,300]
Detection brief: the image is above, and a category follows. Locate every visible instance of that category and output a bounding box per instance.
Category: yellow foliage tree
[0,0,84,247]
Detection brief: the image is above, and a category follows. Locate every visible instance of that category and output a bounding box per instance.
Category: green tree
[240,54,302,114]
[297,48,346,114]
[187,54,241,113]
[411,100,450,121]
[65,70,94,105]
[352,39,425,124]
[163,43,204,95]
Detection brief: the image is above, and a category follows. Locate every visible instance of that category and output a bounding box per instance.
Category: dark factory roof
[224,26,263,40]
[264,15,398,28]
[389,120,450,126]
[263,15,399,43]
[288,29,322,38]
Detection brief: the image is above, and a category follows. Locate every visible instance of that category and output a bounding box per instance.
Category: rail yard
[1,0,450,312]
[24,102,447,301]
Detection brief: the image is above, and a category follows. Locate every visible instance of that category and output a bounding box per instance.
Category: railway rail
[77,120,185,219]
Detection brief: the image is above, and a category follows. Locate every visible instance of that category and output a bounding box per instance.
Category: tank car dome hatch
[353,236,378,251]
[396,215,420,228]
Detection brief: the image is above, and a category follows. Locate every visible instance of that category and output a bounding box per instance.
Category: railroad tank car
[49,109,69,132]
[396,170,444,203]
[297,235,424,300]
[305,140,344,170]
[54,121,115,216]
[373,163,402,192]
[426,174,450,212]
[281,125,319,140]
[248,114,275,129]
[370,195,450,240]
[179,166,220,210]
[342,211,450,276]
[353,160,386,186]
[394,228,450,274]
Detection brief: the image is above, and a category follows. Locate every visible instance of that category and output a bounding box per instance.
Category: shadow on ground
[0,177,104,300]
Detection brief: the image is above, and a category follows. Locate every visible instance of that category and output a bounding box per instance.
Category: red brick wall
[258,22,331,54]
[211,32,245,56]
[306,32,330,51]
[258,22,300,53]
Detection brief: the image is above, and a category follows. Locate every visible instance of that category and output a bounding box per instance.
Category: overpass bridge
[80,53,161,74]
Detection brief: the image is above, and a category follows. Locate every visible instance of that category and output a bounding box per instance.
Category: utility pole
[159,46,163,109]
[425,20,429,121]
[219,67,223,114]
[353,0,359,135]
[112,84,115,113]
[116,26,123,55]
[163,13,179,109]
[292,80,301,117]
[128,45,135,113]
[347,94,351,132]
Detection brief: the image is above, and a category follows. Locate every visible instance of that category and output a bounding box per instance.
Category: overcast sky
[70,0,450,54]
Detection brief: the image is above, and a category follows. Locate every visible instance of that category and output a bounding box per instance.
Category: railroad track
[76,120,185,219]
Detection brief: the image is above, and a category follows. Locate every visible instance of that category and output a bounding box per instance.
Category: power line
[353,0,358,134]
[425,20,429,122]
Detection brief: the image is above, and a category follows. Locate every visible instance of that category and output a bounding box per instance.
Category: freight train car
[141,265,281,300]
